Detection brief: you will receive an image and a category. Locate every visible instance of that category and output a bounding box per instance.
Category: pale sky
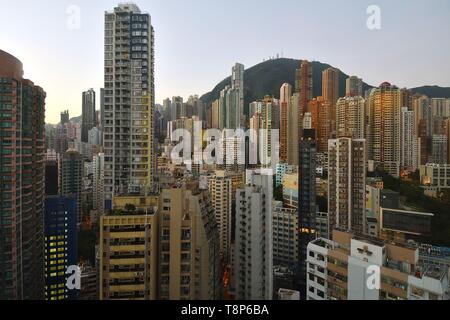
[1,0,449,123]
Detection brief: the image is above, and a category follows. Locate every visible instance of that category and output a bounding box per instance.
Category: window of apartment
[181,275,190,285]
[181,229,191,241]
[162,229,170,241]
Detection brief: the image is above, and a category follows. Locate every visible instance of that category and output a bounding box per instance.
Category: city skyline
[1,0,450,123]
[1,1,450,303]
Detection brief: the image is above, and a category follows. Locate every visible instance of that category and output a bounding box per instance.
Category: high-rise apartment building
[232,63,245,121]
[295,60,313,98]
[322,68,340,136]
[208,171,235,263]
[45,151,59,196]
[251,96,279,168]
[100,208,159,300]
[400,88,413,111]
[336,96,365,139]
[0,50,46,300]
[295,61,313,140]
[431,98,450,118]
[171,96,184,120]
[226,88,242,129]
[413,95,432,136]
[328,138,366,235]
[234,173,273,300]
[279,83,292,162]
[158,184,222,300]
[162,97,171,121]
[44,196,78,300]
[81,88,96,143]
[297,129,317,297]
[211,99,220,129]
[217,63,246,131]
[59,149,83,224]
[431,134,448,164]
[306,97,329,153]
[61,110,70,125]
[287,93,300,165]
[103,3,155,201]
[102,191,219,301]
[368,82,402,177]
[273,201,298,268]
[345,76,363,97]
[400,107,419,172]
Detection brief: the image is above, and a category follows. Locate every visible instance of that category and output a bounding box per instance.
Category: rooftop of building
[0,49,23,79]
[310,238,335,250]
[314,231,450,283]
[110,3,141,13]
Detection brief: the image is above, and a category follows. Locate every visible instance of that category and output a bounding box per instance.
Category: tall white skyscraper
[234,172,273,300]
[103,4,155,202]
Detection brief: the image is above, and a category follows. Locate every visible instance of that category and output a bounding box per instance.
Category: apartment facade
[298,129,317,296]
[59,149,83,224]
[279,83,292,162]
[328,138,366,236]
[322,67,340,137]
[432,134,448,165]
[400,107,419,173]
[273,201,298,268]
[0,50,46,299]
[100,212,159,300]
[103,3,155,201]
[208,171,234,263]
[234,173,273,300]
[336,96,365,139]
[158,185,222,300]
[81,88,96,143]
[368,82,402,177]
[346,76,363,97]
[44,196,78,300]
